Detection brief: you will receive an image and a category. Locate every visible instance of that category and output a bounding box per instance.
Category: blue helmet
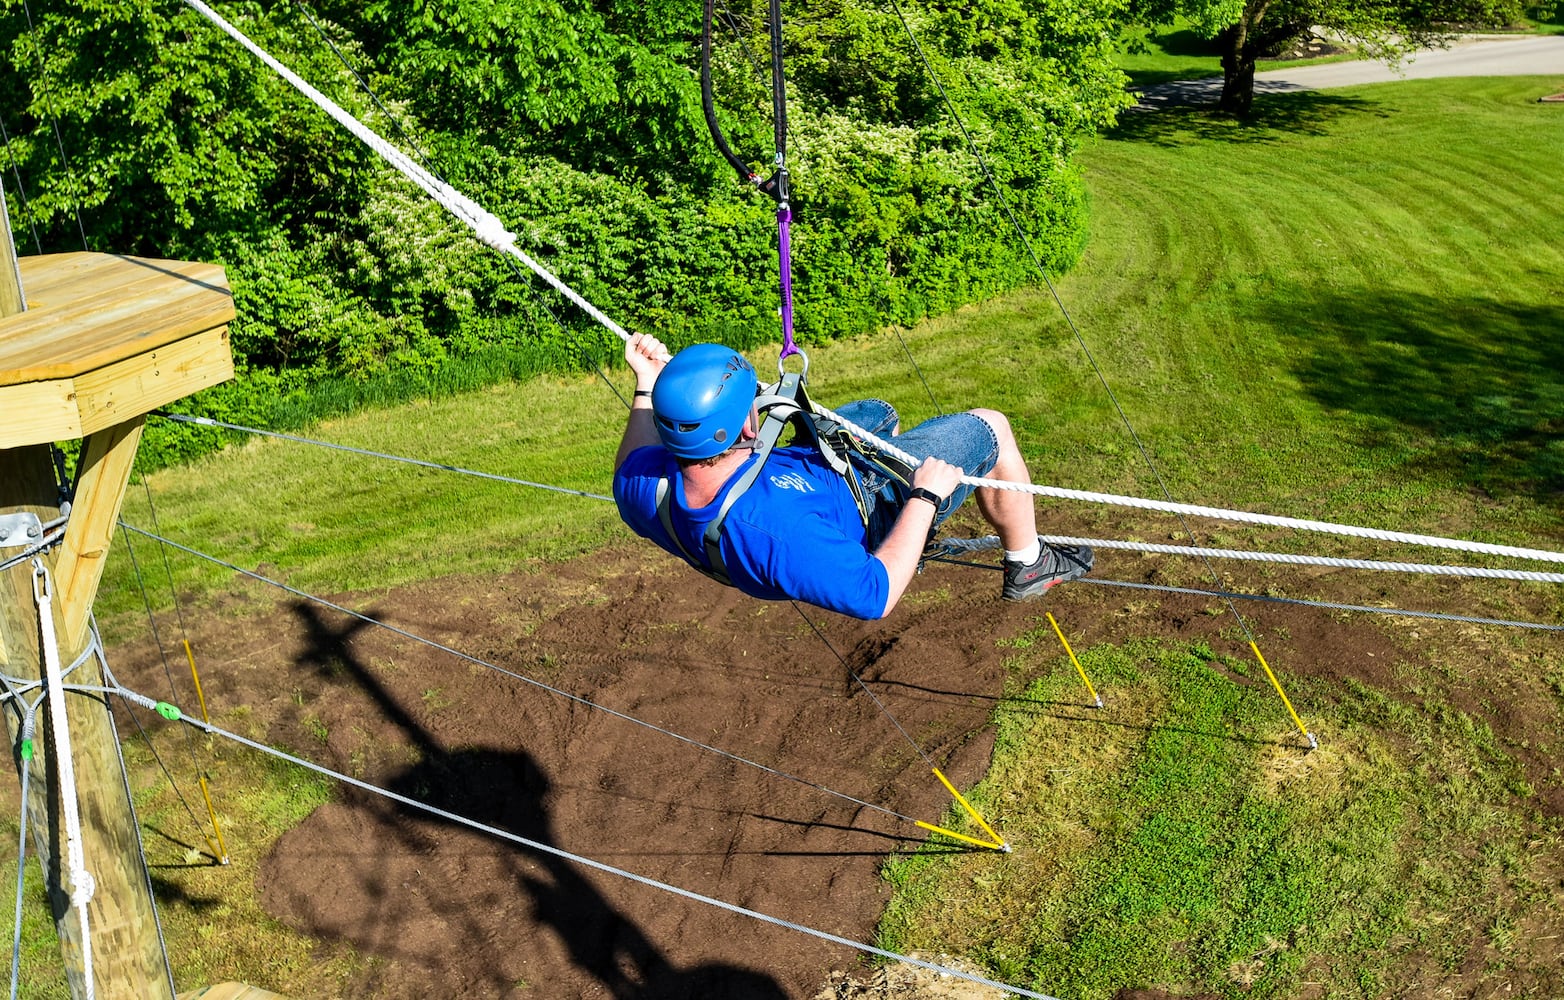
[651,344,758,460]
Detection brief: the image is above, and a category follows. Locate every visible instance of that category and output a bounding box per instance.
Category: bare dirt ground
[104,518,1562,999]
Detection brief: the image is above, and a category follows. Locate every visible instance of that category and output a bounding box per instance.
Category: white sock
[1004,539,1042,565]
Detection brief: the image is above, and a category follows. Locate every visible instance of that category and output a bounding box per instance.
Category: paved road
[1132,33,1564,109]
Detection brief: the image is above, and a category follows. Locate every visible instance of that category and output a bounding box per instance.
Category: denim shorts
[832,399,1000,547]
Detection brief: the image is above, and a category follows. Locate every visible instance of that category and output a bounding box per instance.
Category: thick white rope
[178,0,1564,570]
[929,535,1564,584]
[819,405,1564,566]
[177,0,629,341]
[30,561,95,1000]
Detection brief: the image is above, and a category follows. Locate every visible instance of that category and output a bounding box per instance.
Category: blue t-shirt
[614,445,891,619]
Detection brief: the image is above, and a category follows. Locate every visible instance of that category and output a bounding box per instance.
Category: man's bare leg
[968,408,1039,551]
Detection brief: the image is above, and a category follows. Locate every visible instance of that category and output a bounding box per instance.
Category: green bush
[2,0,1128,466]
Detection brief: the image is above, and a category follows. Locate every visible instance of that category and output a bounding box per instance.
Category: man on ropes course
[613,334,1093,619]
[608,1,1088,617]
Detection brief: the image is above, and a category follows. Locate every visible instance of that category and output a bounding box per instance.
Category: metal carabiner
[777,346,809,382]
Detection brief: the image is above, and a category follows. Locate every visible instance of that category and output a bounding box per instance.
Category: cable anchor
[0,512,44,548]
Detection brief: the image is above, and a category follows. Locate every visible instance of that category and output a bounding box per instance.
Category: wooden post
[1,253,234,999]
[0,441,170,997]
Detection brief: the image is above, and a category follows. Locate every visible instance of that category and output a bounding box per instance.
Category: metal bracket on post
[0,512,43,547]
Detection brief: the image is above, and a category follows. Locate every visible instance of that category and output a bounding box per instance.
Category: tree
[1136,0,1528,115]
[0,0,373,252]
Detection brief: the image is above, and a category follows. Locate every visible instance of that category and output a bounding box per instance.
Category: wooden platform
[175,983,288,1000]
[0,252,235,448]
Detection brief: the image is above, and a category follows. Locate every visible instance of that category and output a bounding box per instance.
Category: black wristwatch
[907,487,943,508]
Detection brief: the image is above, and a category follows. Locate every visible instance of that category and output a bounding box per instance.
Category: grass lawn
[879,630,1556,998]
[874,77,1564,998]
[0,741,358,997]
[63,76,1564,997]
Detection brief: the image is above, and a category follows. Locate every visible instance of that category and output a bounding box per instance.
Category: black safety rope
[701,0,800,358]
[700,0,787,203]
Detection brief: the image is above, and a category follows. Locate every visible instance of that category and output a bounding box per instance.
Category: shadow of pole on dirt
[279,600,790,999]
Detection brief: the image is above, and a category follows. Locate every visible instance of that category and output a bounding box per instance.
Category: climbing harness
[700,0,799,361]
[654,360,920,586]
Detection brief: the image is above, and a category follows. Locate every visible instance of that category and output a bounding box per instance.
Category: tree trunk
[1217,24,1258,116]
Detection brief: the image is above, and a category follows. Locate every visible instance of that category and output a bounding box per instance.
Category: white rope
[818,405,1564,566]
[175,0,1564,571]
[177,0,631,342]
[929,535,1564,584]
[30,561,95,1000]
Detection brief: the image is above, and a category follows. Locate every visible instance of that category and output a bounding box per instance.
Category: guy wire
[882,0,1286,668]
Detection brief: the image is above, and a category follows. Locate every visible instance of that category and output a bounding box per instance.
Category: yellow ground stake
[184,639,232,864]
[1249,641,1318,750]
[1046,613,1103,709]
[185,638,213,723]
[915,768,1010,853]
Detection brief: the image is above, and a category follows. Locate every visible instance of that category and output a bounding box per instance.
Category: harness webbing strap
[702,429,782,573]
[656,373,912,587]
[655,374,804,585]
[654,477,718,581]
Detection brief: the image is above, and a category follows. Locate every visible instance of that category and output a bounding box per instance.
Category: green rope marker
[19,739,33,761]
[155,702,182,721]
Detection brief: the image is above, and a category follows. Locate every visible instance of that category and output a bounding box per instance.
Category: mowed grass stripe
[1068,81,1562,517]
[874,78,1563,1000]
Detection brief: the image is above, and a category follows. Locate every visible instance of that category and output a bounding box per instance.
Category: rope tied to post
[29,559,97,996]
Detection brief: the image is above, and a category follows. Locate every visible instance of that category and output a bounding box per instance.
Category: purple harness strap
[778,206,798,360]
[701,0,799,364]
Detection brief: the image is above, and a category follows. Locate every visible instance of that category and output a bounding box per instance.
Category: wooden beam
[0,327,233,451]
[0,376,83,450]
[0,448,57,870]
[0,176,23,316]
[176,983,289,1000]
[55,417,145,648]
[0,181,23,673]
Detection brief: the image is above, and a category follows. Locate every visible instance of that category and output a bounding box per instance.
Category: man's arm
[614,333,672,471]
[871,457,963,617]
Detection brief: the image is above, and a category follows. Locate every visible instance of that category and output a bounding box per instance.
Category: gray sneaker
[1002,543,1093,601]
